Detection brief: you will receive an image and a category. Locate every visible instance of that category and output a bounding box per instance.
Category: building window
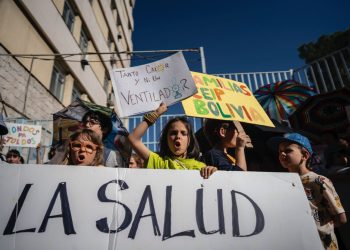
[50,64,66,101]
[80,28,89,53]
[63,1,75,32]
[107,32,113,50]
[116,17,123,41]
[110,0,116,10]
[72,83,82,102]
[103,71,110,92]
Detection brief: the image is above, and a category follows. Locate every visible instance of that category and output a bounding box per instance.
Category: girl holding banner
[128,103,217,179]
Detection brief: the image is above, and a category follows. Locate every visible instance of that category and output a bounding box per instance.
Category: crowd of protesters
[0,102,349,249]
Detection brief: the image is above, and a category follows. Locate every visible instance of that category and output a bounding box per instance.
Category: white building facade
[0,0,135,120]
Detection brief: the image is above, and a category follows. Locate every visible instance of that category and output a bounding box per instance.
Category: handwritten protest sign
[110,52,197,117]
[3,123,42,148]
[182,72,274,127]
[0,165,322,250]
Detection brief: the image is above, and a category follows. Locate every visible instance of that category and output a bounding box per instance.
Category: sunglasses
[83,118,100,126]
[70,141,98,154]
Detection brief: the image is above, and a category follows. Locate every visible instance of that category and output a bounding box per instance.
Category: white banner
[110,52,197,117]
[3,123,42,148]
[0,165,322,250]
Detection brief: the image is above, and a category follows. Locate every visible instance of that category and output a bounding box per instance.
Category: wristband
[143,111,159,126]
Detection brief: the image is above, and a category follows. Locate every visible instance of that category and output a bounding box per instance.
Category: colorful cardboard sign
[0,165,323,250]
[3,123,42,148]
[110,52,197,117]
[182,72,274,127]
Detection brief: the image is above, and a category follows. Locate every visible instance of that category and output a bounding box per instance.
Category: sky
[131,0,350,74]
[130,0,350,114]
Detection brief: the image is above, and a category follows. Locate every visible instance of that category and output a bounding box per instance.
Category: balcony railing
[216,46,350,94]
[215,70,293,93]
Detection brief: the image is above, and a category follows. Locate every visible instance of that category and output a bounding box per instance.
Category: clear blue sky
[130,0,349,114]
[131,0,350,74]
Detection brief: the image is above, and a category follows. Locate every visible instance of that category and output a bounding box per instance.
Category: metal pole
[23,57,34,114]
[199,46,207,73]
[199,47,207,127]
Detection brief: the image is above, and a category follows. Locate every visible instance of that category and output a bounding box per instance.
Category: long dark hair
[159,116,200,159]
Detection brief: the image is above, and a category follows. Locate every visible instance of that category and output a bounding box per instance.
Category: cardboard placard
[182,72,274,127]
[0,164,322,250]
[3,123,42,148]
[110,52,197,117]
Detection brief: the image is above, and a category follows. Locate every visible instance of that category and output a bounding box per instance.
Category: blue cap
[268,133,313,155]
[0,114,8,135]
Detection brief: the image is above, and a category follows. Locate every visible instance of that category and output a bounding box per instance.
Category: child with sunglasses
[128,103,217,179]
[81,111,122,168]
[59,129,104,167]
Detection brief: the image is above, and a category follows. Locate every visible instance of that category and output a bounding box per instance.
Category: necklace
[174,159,188,170]
[225,153,236,164]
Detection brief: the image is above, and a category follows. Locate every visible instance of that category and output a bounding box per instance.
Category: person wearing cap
[268,133,347,250]
[0,114,9,162]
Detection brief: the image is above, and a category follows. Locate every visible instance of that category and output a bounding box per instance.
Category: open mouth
[77,154,85,163]
[174,141,181,148]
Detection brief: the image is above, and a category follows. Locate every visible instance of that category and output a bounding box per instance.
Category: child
[203,119,250,171]
[82,111,123,168]
[128,103,217,179]
[268,133,347,249]
[6,149,23,164]
[129,153,141,168]
[59,129,104,167]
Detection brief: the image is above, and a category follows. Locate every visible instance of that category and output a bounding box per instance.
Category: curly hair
[159,116,200,159]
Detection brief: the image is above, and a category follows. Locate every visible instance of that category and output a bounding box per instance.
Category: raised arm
[334,212,347,227]
[235,133,250,171]
[36,143,42,164]
[128,103,167,161]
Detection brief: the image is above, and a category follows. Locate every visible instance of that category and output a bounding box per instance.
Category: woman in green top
[128,103,217,179]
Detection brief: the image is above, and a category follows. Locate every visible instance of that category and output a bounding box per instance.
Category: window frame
[71,82,82,102]
[62,1,75,32]
[50,64,66,101]
[80,27,89,53]
[103,71,110,93]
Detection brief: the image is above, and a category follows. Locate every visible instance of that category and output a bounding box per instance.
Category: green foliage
[298,28,350,63]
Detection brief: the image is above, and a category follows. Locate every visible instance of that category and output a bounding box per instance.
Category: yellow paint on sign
[182,72,274,127]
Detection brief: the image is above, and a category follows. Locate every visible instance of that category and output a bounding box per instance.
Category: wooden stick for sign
[233,121,253,148]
